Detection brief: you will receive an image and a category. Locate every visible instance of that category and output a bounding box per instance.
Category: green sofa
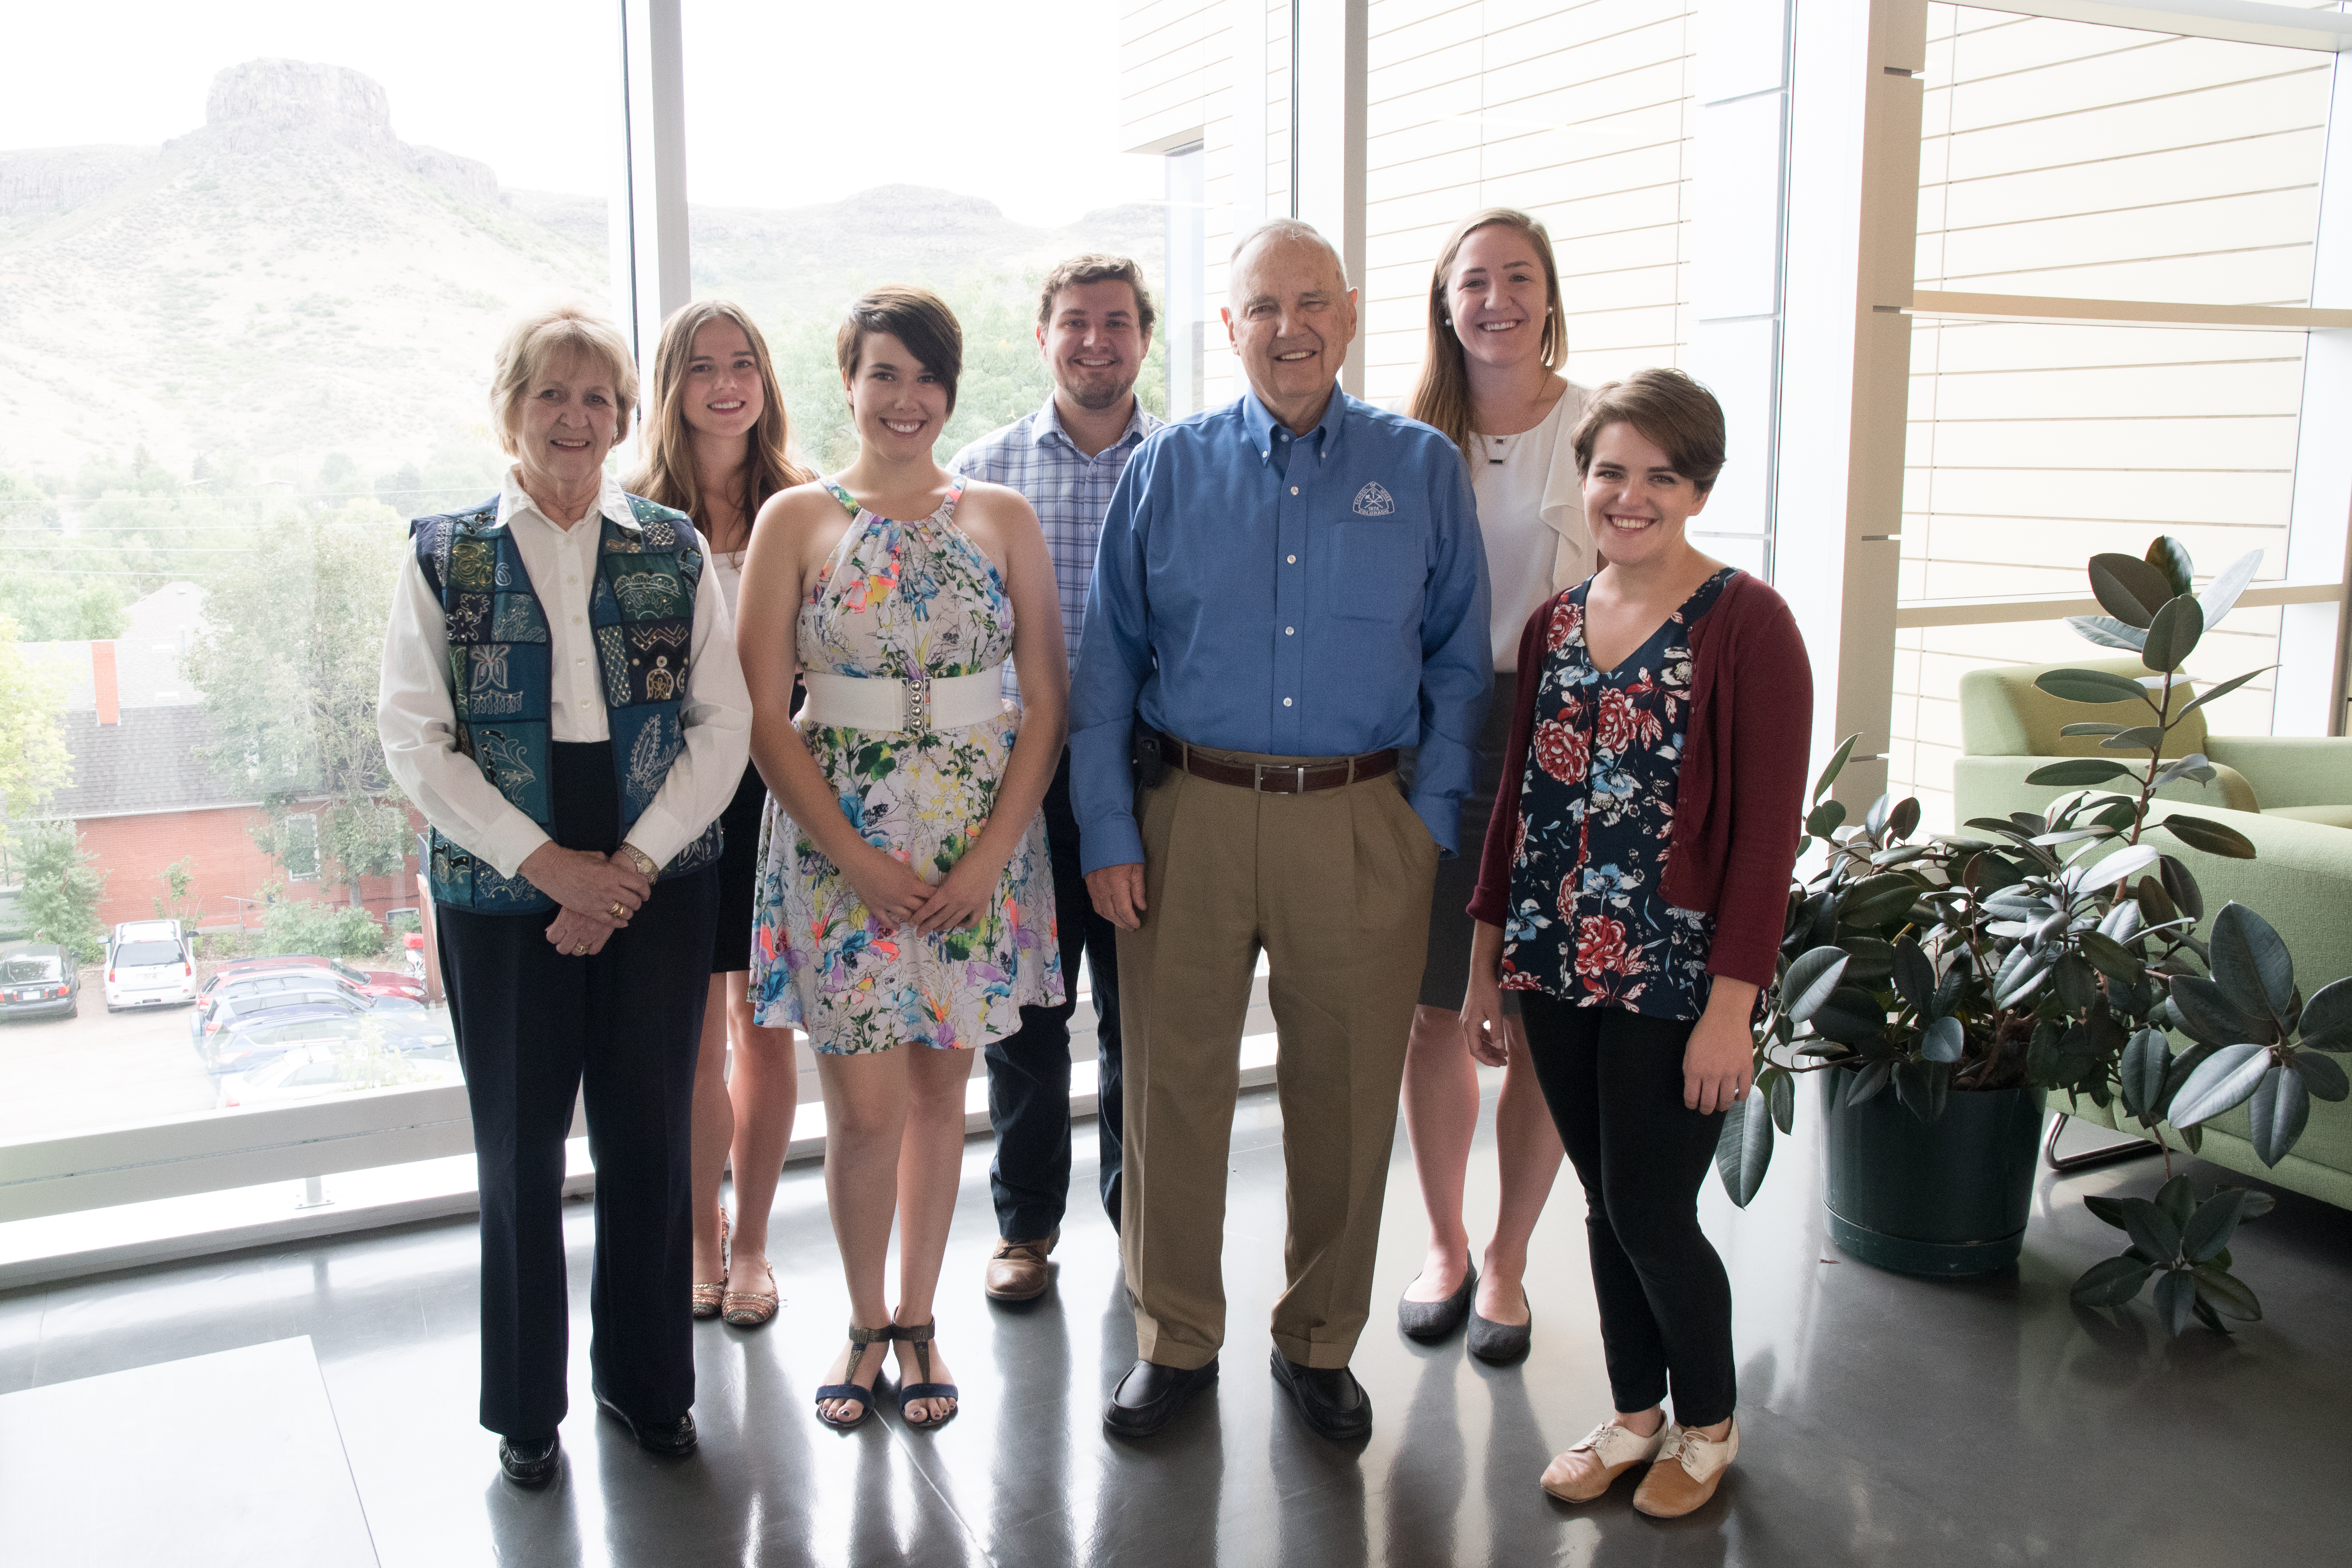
[1956,657,2352,1208]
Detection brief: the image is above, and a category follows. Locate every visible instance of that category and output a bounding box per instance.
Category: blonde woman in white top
[1395,209,1587,1360]
[626,300,816,1331]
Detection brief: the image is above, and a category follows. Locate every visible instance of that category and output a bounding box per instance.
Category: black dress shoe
[1397,1264,1477,1341]
[593,1392,698,1456]
[1270,1351,1373,1442]
[499,1433,560,1487]
[1103,1356,1218,1439]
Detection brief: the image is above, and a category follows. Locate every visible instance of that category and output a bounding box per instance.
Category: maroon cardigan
[1466,571,1814,990]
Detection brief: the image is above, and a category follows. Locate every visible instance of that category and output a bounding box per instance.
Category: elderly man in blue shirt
[1072,218,1491,1443]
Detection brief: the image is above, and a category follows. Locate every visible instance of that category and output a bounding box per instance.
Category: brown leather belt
[1168,737,1398,794]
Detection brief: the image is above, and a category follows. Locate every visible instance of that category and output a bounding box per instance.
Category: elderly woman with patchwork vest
[377,301,751,1489]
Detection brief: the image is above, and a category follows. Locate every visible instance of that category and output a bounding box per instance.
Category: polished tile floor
[4,1089,2350,1567]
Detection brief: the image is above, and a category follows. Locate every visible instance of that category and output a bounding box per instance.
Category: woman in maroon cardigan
[1461,367,1810,1518]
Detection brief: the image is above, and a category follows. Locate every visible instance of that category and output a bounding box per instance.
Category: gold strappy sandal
[721,1261,780,1328]
[691,1210,729,1320]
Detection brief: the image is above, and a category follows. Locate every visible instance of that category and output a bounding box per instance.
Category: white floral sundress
[749,479,1061,1053]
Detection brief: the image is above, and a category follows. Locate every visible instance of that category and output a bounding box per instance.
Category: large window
[1889,4,2345,828]
[0,8,617,1201]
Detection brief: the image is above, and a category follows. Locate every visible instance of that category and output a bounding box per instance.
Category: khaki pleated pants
[1117,745,1438,1371]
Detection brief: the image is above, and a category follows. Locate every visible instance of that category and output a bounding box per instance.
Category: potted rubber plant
[1717,535,2349,1317]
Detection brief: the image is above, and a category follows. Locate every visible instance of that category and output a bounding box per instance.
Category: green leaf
[2198,548,2263,631]
[2134,875,2179,926]
[2300,977,2352,1042]
[2119,1027,2168,1120]
[2170,974,2272,1046]
[1846,1059,1893,1106]
[1805,799,1847,838]
[2159,855,2204,919]
[2246,1063,2309,1167]
[2153,1269,2197,1334]
[2058,722,2127,738]
[1894,1059,1949,1123]
[2066,614,2148,652]
[2141,595,2204,673]
[2210,903,2295,1019]
[2169,1041,2272,1128]
[2096,726,2168,750]
[2052,953,2101,1013]
[2181,1187,2255,1262]
[2026,758,2135,787]
[2292,1048,2348,1102]
[2191,1264,2263,1322]
[1814,986,1890,1047]
[2122,1199,2183,1265]
[1780,946,1850,1023]
[2078,930,2142,986]
[2089,552,2175,628]
[2081,842,2160,892]
[1768,1065,1795,1134]
[2178,666,2275,720]
[1918,1015,1965,1064]
[2147,536,2196,597]
[2070,1254,2154,1307]
[2083,1193,2130,1230]
[1813,734,1858,803]
[1891,938,1936,1014]
[2158,814,2258,860]
[1994,944,2053,1009]
[1888,798,1921,842]
[2034,668,2154,705]
[1713,1097,1774,1208]
[2155,1174,2195,1231]
[1840,873,1920,929]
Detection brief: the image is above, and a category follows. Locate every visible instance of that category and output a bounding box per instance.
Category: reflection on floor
[3,1088,2350,1567]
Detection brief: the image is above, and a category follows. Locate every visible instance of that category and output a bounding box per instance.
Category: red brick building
[30,584,421,933]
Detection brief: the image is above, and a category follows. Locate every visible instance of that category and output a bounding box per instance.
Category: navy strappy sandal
[814,1324,891,1430]
[892,1320,959,1429]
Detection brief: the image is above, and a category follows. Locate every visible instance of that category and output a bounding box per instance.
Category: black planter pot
[1820,1069,2048,1276]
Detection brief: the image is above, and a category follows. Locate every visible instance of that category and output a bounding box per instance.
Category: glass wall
[1889,4,2334,828]
[0,5,617,1145]
[677,0,1169,474]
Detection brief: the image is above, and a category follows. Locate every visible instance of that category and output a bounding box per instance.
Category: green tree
[18,822,105,960]
[183,497,414,906]
[0,612,73,835]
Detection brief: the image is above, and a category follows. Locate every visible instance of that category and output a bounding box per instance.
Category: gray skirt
[1406,669,1521,1013]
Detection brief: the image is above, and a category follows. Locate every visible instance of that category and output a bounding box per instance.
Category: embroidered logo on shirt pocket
[1352,482,1394,516]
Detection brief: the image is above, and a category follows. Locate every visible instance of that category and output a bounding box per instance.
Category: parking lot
[0,990,453,1143]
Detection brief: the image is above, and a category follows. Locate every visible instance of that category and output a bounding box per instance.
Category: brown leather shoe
[983,1228,1059,1301]
[1632,1419,1739,1518]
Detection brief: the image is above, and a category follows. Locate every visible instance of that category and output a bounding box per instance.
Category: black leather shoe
[499,1433,560,1487]
[1397,1264,1477,1340]
[1270,1351,1373,1442]
[593,1393,698,1457]
[1103,1357,1218,1439]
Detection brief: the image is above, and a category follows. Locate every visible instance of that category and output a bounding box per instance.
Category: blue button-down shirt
[947,394,1160,698]
[1071,387,1491,873]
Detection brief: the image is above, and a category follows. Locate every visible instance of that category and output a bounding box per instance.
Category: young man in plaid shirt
[946,254,1163,1301]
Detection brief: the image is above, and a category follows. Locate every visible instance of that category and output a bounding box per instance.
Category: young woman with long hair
[626,298,814,1330]
[1393,208,1587,1361]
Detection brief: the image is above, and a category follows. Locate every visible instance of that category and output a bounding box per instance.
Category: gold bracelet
[619,842,657,879]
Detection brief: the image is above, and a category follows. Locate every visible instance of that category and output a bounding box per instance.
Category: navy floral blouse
[1498,568,1737,1020]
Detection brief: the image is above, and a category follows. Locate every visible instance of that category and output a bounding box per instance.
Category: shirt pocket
[1325,523,1426,624]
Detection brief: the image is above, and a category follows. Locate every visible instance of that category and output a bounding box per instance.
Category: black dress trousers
[983,746,1125,1240]
[435,742,719,1441]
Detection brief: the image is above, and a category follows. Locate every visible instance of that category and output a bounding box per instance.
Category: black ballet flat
[1398,1264,1477,1341]
[1467,1288,1533,1364]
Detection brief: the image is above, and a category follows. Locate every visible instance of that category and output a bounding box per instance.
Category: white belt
[801,666,1007,733]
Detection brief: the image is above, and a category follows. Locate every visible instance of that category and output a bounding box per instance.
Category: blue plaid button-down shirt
[947,394,1161,700]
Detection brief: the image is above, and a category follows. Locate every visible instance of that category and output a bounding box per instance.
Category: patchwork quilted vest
[412,493,724,914]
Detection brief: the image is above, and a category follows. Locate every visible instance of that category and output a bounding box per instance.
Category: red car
[203,955,427,1004]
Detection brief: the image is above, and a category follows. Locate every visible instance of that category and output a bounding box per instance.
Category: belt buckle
[1250,762,1309,793]
[904,671,931,732]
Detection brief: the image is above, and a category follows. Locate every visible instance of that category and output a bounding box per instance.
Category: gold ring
[572,942,588,956]
[608,901,627,919]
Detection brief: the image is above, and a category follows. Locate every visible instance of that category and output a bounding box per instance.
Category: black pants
[435,742,718,1442]
[1521,992,1735,1427]
[984,746,1124,1240]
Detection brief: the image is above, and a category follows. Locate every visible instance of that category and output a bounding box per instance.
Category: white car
[104,919,195,1011]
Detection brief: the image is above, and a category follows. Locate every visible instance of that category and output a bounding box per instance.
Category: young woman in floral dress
[1462,369,1811,1517]
[733,286,1064,1431]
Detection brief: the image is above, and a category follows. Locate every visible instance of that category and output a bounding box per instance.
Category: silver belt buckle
[904,671,931,732]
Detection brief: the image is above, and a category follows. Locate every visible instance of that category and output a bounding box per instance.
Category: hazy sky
[2,0,1162,226]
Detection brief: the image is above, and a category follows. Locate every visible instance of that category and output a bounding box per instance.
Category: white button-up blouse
[376,465,753,882]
